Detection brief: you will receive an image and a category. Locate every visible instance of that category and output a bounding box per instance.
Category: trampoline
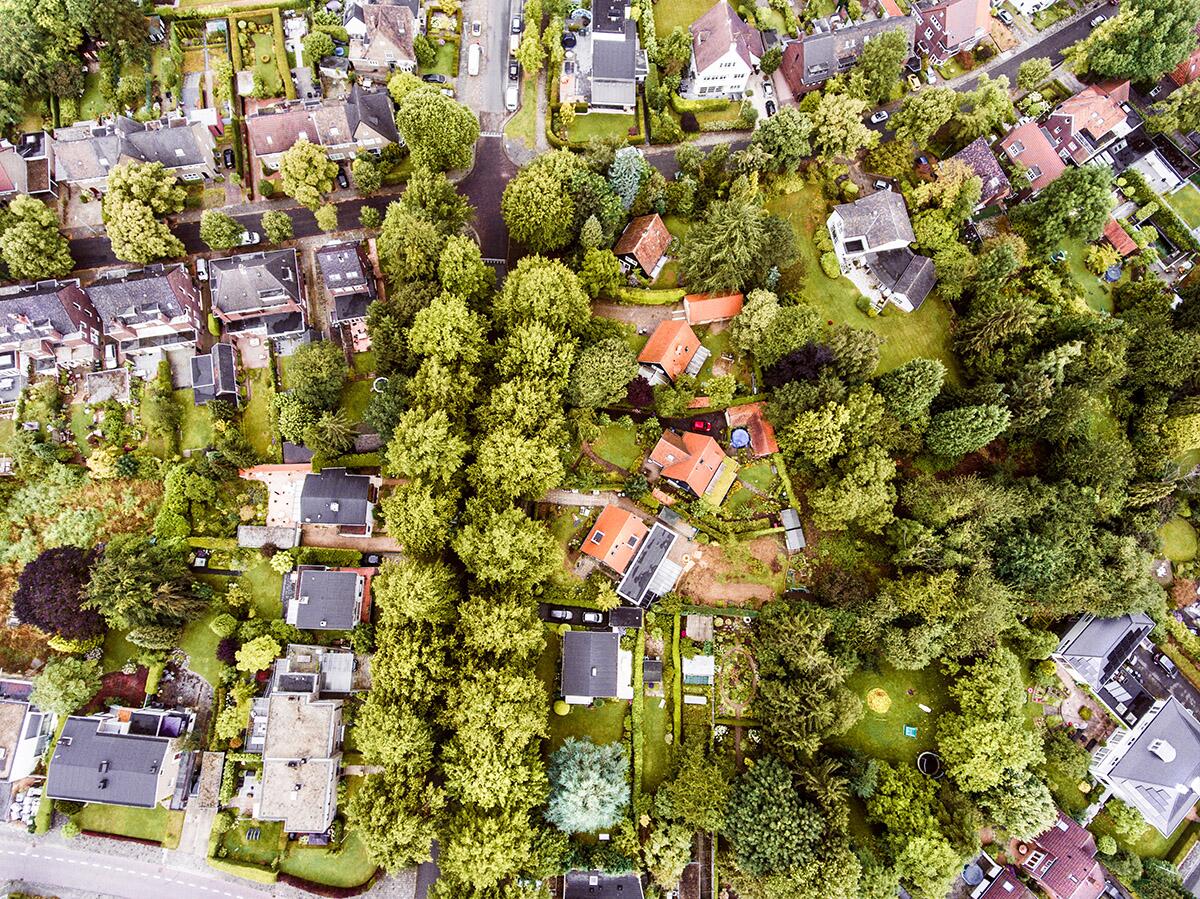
[917,750,944,777]
[730,428,750,449]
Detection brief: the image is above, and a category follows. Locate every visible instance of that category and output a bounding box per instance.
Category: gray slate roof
[564,872,645,899]
[867,248,937,310]
[191,342,238,406]
[288,568,362,630]
[54,116,208,182]
[833,190,915,247]
[593,23,639,79]
[1055,613,1155,688]
[209,250,301,316]
[1108,698,1200,834]
[86,264,195,329]
[346,83,401,144]
[616,522,679,607]
[300,467,373,527]
[561,630,620,699]
[0,281,87,341]
[316,242,375,296]
[48,717,170,808]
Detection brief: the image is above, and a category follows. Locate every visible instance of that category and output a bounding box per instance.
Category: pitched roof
[650,430,730,498]
[691,1,761,74]
[950,137,1011,206]
[999,121,1067,192]
[363,2,416,62]
[684,292,743,324]
[209,249,301,316]
[48,716,171,808]
[944,0,989,45]
[86,264,198,329]
[614,214,672,274]
[1024,811,1106,899]
[593,21,641,81]
[979,869,1035,899]
[299,468,373,527]
[1103,218,1138,256]
[0,699,32,781]
[345,83,401,143]
[724,401,779,456]
[867,248,937,310]
[779,18,915,94]
[1054,613,1155,688]
[616,521,681,606]
[1107,698,1200,835]
[286,567,363,630]
[582,506,649,574]
[246,109,318,157]
[561,630,620,699]
[1046,81,1132,164]
[191,342,238,406]
[316,241,376,297]
[53,117,210,182]
[833,190,915,247]
[638,320,702,381]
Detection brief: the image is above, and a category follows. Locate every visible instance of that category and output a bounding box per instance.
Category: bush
[62,819,81,839]
[680,111,699,133]
[1079,706,1092,720]
[210,613,239,638]
[295,547,363,567]
[819,252,840,278]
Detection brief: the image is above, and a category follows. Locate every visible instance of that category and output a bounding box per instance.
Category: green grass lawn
[642,694,671,793]
[178,609,224,685]
[654,0,719,40]
[280,832,377,887]
[340,380,373,424]
[1061,237,1116,314]
[175,390,213,451]
[426,39,460,78]
[697,328,733,383]
[78,73,109,121]
[249,31,284,97]
[832,662,952,764]
[100,629,140,675]
[351,352,376,376]
[1090,806,1191,859]
[738,460,776,493]
[504,75,539,149]
[568,112,638,144]
[242,559,285,618]
[1032,2,1073,28]
[76,804,182,845]
[592,421,642,470]
[222,819,285,867]
[547,506,591,549]
[770,186,962,382]
[1160,517,1199,562]
[242,366,280,462]
[69,405,95,457]
[278,352,301,391]
[0,418,15,452]
[1166,185,1200,230]
[538,625,632,751]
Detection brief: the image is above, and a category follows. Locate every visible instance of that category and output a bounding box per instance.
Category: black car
[422,73,448,84]
[509,59,520,81]
[337,168,349,189]
[222,148,235,169]
[765,100,777,117]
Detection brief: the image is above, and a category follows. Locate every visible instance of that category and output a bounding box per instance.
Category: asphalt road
[0,833,273,899]
[460,136,516,262]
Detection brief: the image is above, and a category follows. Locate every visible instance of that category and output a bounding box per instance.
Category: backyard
[1165,184,1200,231]
[567,111,639,144]
[654,0,722,38]
[175,389,213,452]
[641,696,671,792]
[340,379,373,424]
[591,420,642,471]
[242,367,279,461]
[76,804,184,848]
[537,625,629,751]
[1061,236,1117,314]
[832,662,953,764]
[220,819,285,867]
[280,832,378,886]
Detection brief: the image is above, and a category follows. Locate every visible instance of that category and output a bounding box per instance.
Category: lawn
[568,111,639,144]
[351,352,376,376]
[340,380,373,424]
[1032,1,1073,28]
[78,72,110,121]
[0,418,15,452]
[178,608,224,685]
[642,695,671,793]
[221,819,285,867]
[69,405,95,457]
[76,804,183,847]
[1160,517,1199,562]
[280,832,377,887]
[242,559,285,618]
[242,366,280,462]
[832,662,952,764]
[1089,806,1191,859]
[505,75,539,149]
[547,506,592,549]
[426,39,460,78]
[592,421,642,470]
[538,625,630,751]
[738,460,777,493]
[100,629,140,675]
[176,389,213,451]
[1061,237,1116,314]
[654,0,718,39]
[770,186,962,382]
[697,328,733,383]
[249,30,284,97]
[1165,185,1200,231]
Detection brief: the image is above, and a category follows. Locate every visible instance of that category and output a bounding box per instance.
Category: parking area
[1129,639,1200,722]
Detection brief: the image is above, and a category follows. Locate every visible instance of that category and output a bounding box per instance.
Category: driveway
[181,73,202,112]
[1128,640,1200,722]
[298,525,403,553]
[592,300,685,330]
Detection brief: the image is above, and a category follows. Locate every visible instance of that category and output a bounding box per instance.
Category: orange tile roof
[878,0,904,16]
[613,214,672,275]
[1103,218,1137,256]
[998,121,1067,192]
[724,402,779,456]
[638,320,701,381]
[650,430,728,497]
[684,292,744,324]
[1173,25,1200,86]
[581,506,649,574]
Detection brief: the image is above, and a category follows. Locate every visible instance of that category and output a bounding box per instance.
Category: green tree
[855,27,910,103]
[1066,0,1200,81]
[351,155,382,194]
[1017,57,1052,91]
[235,634,280,672]
[302,29,334,67]
[954,74,1017,142]
[469,428,564,501]
[810,93,879,158]
[315,203,338,231]
[380,481,459,560]
[199,209,244,250]
[877,358,946,424]
[396,89,480,172]
[578,248,624,299]
[304,409,357,457]
[723,755,825,876]
[103,195,184,263]
[546,737,629,832]
[260,209,294,243]
[278,138,338,210]
[925,404,1012,457]
[654,730,731,831]
[892,87,958,148]
[84,534,207,631]
[1149,78,1200,133]
[501,150,587,252]
[1012,165,1114,251]
[106,160,186,215]
[760,43,782,75]
[748,106,814,173]
[453,508,563,585]
[347,774,441,870]
[678,185,797,293]
[515,19,546,73]
[408,293,487,365]
[387,408,469,484]
[0,194,73,280]
[493,254,591,333]
[1107,798,1149,842]
[438,235,495,300]
[275,393,318,444]
[643,821,694,891]
[568,338,639,407]
[287,341,348,410]
[30,656,101,715]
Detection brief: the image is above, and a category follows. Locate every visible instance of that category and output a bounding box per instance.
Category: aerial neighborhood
[6,0,1200,897]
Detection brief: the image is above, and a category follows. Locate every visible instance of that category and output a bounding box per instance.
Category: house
[1013,811,1108,899]
[1042,81,1138,166]
[272,644,364,696]
[613,214,672,279]
[0,678,56,791]
[560,630,633,705]
[0,279,103,375]
[683,1,762,100]
[637,320,709,385]
[1103,219,1138,257]
[998,121,1068,193]
[245,85,400,169]
[283,565,370,631]
[973,858,1036,899]
[827,190,915,271]
[208,249,306,340]
[47,709,193,810]
[1171,23,1200,87]
[867,248,938,312]
[684,292,743,325]
[648,430,739,504]
[316,241,377,326]
[0,132,55,198]
[582,506,649,575]
[949,137,1011,208]
[582,0,649,113]
[779,16,915,95]
[1091,697,1200,838]
[616,521,683,607]
[254,682,343,834]
[563,872,645,899]
[912,0,990,64]
[86,263,204,366]
[1053,612,1156,725]
[51,115,216,191]
[299,467,380,537]
[724,402,779,457]
[345,0,418,75]
[191,343,239,407]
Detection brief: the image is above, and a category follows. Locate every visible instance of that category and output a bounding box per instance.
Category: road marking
[480,131,503,137]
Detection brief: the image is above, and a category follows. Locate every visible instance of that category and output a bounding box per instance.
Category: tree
[199,209,244,250]
[439,235,495,300]
[1107,798,1149,842]
[954,74,1017,142]
[493,255,590,333]
[643,821,694,891]
[396,89,480,171]
[106,161,186,215]
[855,27,910,103]
[515,17,546,73]
[1066,0,1200,81]
[1017,57,1052,91]
[387,408,468,484]
[13,546,104,641]
[0,194,73,280]
[261,209,294,243]
[723,755,825,876]
[568,338,639,407]
[501,151,587,252]
[103,195,184,263]
[877,358,945,424]
[1150,78,1200,133]
[314,203,338,231]
[278,138,338,210]
[347,774,441,871]
[413,33,437,68]
[380,481,458,559]
[760,44,782,75]
[545,737,629,832]
[360,205,382,230]
[749,107,813,173]
[980,773,1057,840]
[302,29,334,67]
[655,731,731,830]
[304,409,357,457]
[351,155,382,194]
[678,186,797,293]
[409,293,487,365]
[287,340,349,410]
[1012,164,1114,251]
[83,534,208,631]
[578,248,624,299]
[469,428,564,501]
[925,405,1011,457]
[31,657,101,715]
[810,92,879,158]
[892,88,958,148]
[236,634,281,672]
[453,508,563,585]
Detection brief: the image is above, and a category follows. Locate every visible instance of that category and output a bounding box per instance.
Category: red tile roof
[980,869,1035,899]
[639,320,701,381]
[1172,23,1200,86]
[1103,218,1137,256]
[998,121,1067,192]
[246,108,317,157]
[879,0,905,16]
[685,293,743,324]
[1018,812,1107,899]
[650,430,729,497]
[581,506,649,574]
[1046,81,1131,163]
[724,402,779,456]
[614,214,672,275]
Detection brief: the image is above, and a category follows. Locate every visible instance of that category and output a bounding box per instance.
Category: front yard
[505,75,539,149]
[567,111,639,144]
[221,819,285,867]
[76,804,184,848]
[279,832,378,886]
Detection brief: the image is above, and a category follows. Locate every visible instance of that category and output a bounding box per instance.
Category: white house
[682,1,762,100]
[1008,0,1057,17]
[827,190,915,270]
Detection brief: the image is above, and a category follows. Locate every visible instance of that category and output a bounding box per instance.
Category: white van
[468,42,481,76]
[505,83,519,111]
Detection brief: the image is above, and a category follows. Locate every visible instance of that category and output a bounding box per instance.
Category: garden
[832,662,953,764]
[229,11,293,101]
[713,616,758,720]
[75,803,185,848]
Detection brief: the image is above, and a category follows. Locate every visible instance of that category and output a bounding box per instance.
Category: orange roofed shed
[684,293,744,325]
[638,320,705,382]
[581,506,650,574]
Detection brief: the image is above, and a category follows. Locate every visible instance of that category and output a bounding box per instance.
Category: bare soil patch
[676,536,783,608]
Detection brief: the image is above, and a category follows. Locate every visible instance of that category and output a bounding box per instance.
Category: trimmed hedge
[296,547,365,567]
[155,0,308,19]
[613,287,685,305]
[671,614,682,738]
[1119,169,1200,254]
[631,627,646,806]
[311,452,383,471]
[207,857,279,883]
[670,94,735,113]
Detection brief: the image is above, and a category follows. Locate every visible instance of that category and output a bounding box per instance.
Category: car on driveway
[550,608,573,621]
[762,78,774,98]
[870,110,889,124]
[222,148,235,169]
[195,258,209,281]
[337,167,349,189]
[997,8,1013,25]
[907,74,922,91]
[422,73,448,83]
[692,419,713,433]
[1090,13,1106,25]
[471,19,481,36]
[765,100,776,116]
[468,42,481,76]
[582,611,603,625]
[873,179,890,190]
[924,68,936,84]
[1157,654,1178,675]
[239,230,261,246]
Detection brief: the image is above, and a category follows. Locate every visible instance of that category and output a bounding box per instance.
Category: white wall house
[826,190,915,271]
[682,1,761,100]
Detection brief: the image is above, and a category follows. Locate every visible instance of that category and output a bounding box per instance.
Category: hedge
[631,627,646,807]
[311,452,382,471]
[207,857,279,884]
[271,8,296,100]
[189,536,241,550]
[155,0,308,19]
[613,287,685,305]
[296,547,365,567]
[671,614,683,738]
[144,660,165,697]
[1119,169,1200,254]
[670,94,735,113]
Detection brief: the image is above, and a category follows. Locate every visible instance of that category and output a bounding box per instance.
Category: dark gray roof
[561,630,620,699]
[593,22,639,79]
[564,872,645,899]
[191,343,238,406]
[0,281,87,341]
[593,0,630,34]
[616,522,678,607]
[1055,613,1155,688]
[609,607,644,629]
[1109,698,1200,833]
[643,659,663,683]
[346,83,401,144]
[833,190,915,246]
[867,248,937,310]
[316,242,375,296]
[288,567,362,630]
[209,249,301,316]
[48,717,170,808]
[300,468,373,527]
[86,264,194,328]
[333,294,372,324]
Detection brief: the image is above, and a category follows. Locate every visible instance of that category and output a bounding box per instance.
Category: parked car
[907,73,922,91]
[549,609,573,620]
[997,8,1013,25]
[692,419,713,433]
[905,56,922,74]
[924,68,936,84]
[1157,653,1178,675]
[765,100,777,116]
[195,258,209,281]
[1090,13,1106,25]
[873,179,890,190]
[337,167,349,189]
[222,148,235,169]
[506,83,519,111]
[468,42,481,76]
[761,78,774,98]
[581,611,603,624]
[870,110,889,124]
[509,59,520,80]
[512,15,523,33]
[471,19,481,36]
[422,73,448,83]
[239,230,261,246]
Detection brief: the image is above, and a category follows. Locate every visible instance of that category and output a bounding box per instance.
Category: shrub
[62,819,81,839]
[680,111,699,132]
[819,252,840,278]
